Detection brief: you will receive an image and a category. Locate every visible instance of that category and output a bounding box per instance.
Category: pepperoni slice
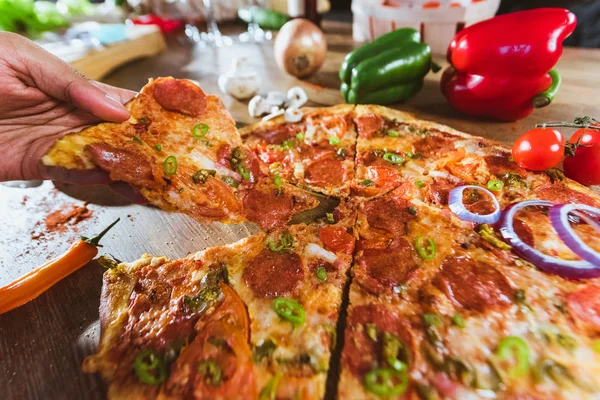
[426,177,463,205]
[513,218,534,247]
[86,143,155,187]
[342,305,413,376]
[356,238,416,294]
[362,196,416,236]
[243,187,292,230]
[152,78,207,117]
[243,249,303,298]
[536,183,600,207]
[305,158,348,187]
[355,114,385,138]
[566,285,600,332]
[434,256,514,312]
[484,155,525,176]
[363,166,402,190]
[412,134,455,158]
[319,225,355,254]
[252,124,296,145]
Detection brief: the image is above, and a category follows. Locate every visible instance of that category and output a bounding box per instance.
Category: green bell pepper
[340,28,432,105]
[238,7,289,30]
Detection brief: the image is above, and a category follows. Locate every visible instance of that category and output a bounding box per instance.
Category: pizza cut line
[43,80,600,399]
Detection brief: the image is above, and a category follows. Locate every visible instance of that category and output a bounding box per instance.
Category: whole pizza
[43,78,600,399]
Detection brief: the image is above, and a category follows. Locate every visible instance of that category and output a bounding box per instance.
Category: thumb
[12,33,133,122]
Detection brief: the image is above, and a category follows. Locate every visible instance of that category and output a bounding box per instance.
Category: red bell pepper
[441,8,576,121]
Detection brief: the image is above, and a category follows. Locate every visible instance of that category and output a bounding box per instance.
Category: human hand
[0,32,146,203]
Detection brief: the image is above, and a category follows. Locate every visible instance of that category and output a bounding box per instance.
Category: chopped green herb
[415,236,436,259]
[383,152,405,164]
[253,339,277,362]
[476,224,511,250]
[192,169,216,184]
[383,332,411,371]
[329,136,340,146]
[500,172,526,188]
[451,314,466,329]
[365,323,378,342]
[361,179,376,187]
[267,231,294,252]
[556,334,577,351]
[197,359,222,387]
[208,337,226,348]
[326,212,335,224]
[443,357,477,387]
[387,129,401,137]
[407,126,416,133]
[132,135,143,144]
[273,174,281,187]
[163,156,178,176]
[404,152,414,158]
[222,176,240,188]
[191,123,209,139]
[134,349,167,385]
[154,144,162,151]
[487,180,504,191]
[316,267,327,282]
[407,206,417,216]
[296,132,305,140]
[422,313,443,327]
[273,298,305,328]
[281,139,295,149]
[415,180,425,188]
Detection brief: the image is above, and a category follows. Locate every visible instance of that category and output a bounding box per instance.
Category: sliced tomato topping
[319,225,355,254]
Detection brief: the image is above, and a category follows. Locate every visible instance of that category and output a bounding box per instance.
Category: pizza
[41,77,318,230]
[83,200,356,399]
[240,105,357,198]
[76,95,600,399]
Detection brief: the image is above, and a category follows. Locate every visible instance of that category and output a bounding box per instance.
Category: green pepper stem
[533,69,561,108]
[82,218,120,247]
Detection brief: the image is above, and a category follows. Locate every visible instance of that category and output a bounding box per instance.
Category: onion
[499,200,600,279]
[448,185,501,224]
[549,204,600,267]
[274,19,327,78]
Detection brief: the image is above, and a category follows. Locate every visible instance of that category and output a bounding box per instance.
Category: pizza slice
[84,200,357,399]
[240,105,357,198]
[339,184,600,400]
[42,77,318,230]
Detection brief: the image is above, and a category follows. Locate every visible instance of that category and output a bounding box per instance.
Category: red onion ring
[549,204,600,267]
[499,200,600,279]
[448,185,501,224]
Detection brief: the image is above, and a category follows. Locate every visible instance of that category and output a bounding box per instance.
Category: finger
[10,34,132,122]
[41,166,113,186]
[94,82,138,105]
[109,182,148,205]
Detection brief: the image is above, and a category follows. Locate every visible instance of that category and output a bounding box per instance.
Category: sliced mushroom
[286,86,308,108]
[284,107,303,123]
[264,91,286,108]
[262,106,285,121]
[249,95,270,118]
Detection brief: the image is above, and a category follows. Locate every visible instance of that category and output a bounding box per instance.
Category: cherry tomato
[512,128,564,171]
[563,128,600,185]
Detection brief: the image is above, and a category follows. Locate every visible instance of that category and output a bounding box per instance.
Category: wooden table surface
[1,21,599,400]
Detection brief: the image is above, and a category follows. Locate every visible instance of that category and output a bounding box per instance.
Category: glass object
[182,0,233,47]
[238,0,272,43]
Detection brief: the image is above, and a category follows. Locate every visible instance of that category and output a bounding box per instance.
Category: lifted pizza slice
[84,201,356,399]
[42,77,318,230]
[241,105,357,198]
